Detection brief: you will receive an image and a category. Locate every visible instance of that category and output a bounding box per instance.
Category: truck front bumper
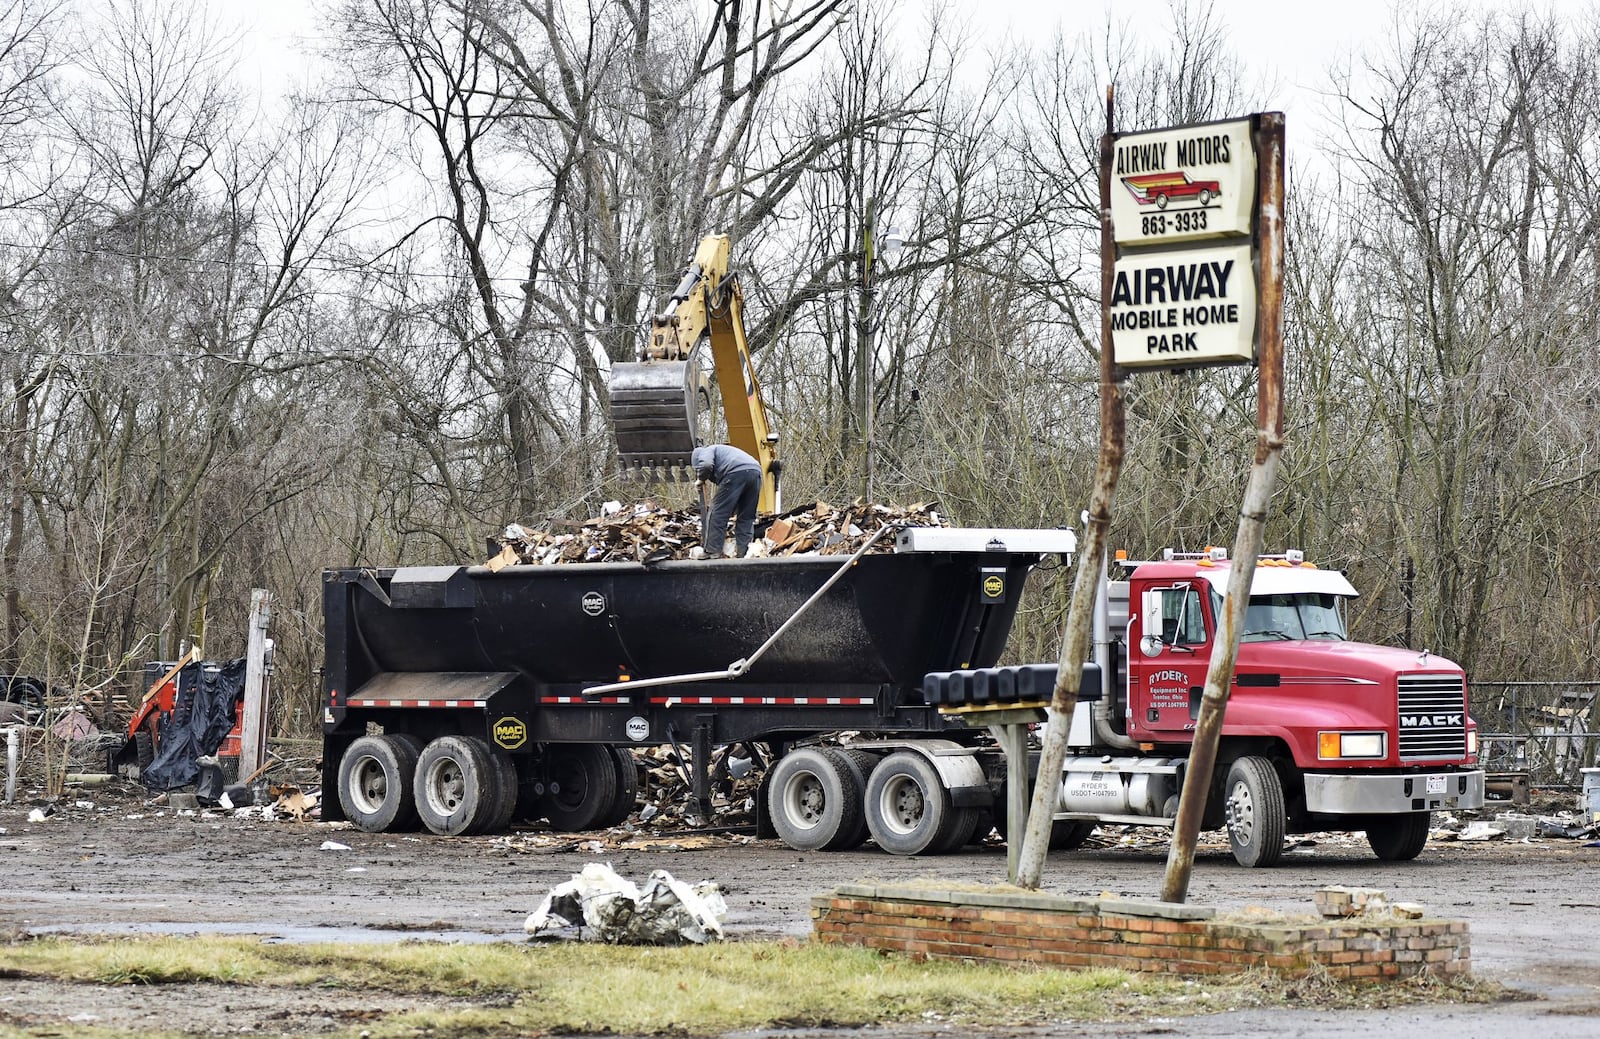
[1302,769,1485,814]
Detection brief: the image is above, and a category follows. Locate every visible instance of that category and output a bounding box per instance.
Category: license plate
[1426,775,1447,794]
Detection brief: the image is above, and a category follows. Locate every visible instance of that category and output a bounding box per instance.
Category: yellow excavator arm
[610,234,781,512]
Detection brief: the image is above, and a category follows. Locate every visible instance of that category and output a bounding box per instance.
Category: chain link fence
[1471,680,1600,786]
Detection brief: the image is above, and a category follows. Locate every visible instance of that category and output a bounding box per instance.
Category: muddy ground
[3,780,1599,1037]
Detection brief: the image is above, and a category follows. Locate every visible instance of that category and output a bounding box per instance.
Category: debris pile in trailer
[487,499,948,568]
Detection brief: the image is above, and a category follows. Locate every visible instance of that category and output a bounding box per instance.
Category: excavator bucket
[610,358,704,478]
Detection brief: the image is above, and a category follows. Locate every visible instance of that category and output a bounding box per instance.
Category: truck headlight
[1467,729,1478,756]
[1317,731,1386,760]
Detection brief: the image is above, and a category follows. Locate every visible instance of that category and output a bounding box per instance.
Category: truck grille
[1396,673,1467,760]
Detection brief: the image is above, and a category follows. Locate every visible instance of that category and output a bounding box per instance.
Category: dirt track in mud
[3,786,1600,1037]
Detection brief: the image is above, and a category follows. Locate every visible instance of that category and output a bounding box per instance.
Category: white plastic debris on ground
[1456,820,1506,841]
[525,862,727,945]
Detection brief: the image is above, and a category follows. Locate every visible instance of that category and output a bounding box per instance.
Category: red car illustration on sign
[1122,172,1221,209]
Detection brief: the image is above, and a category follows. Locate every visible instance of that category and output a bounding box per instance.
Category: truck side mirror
[1139,587,1164,657]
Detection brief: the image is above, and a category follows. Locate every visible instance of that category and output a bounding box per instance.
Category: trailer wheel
[864,750,968,856]
[482,747,521,833]
[597,746,641,827]
[338,734,422,833]
[823,748,877,850]
[1366,811,1431,861]
[414,735,498,836]
[1224,756,1286,867]
[767,747,863,852]
[541,743,619,831]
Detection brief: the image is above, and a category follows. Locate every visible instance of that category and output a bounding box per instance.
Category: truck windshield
[1240,593,1348,642]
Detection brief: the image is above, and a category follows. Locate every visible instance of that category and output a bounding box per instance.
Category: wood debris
[488,498,949,569]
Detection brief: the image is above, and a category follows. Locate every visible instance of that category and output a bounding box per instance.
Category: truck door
[1128,582,1212,740]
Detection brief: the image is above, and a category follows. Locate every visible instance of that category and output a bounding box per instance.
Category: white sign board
[1110,243,1256,368]
[1110,119,1255,247]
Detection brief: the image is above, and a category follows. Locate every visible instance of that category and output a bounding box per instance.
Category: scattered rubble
[488,499,948,568]
[525,862,727,944]
[1314,886,1431,920]
[1314,886,1389,918]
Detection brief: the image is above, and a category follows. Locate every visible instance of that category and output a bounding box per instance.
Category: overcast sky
[216,0,1594,174]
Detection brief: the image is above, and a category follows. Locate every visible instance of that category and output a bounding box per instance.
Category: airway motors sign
[1110,119,1255,246]
[1106,117,1266,370]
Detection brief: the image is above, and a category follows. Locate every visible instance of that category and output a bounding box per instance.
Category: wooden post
[994,722,1030,884]
[1015,86,1126,890]
[239,589,272,780]
[1161,112,1287,903]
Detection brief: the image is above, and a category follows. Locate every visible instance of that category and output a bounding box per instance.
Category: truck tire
[598,746,640,827]
[338,734,422,833]
[992,796,1096,850]
[482,747,521,833]
[1223,756,1286,867]
[824,748,877,850]
[864,750,968,856]
[1366,811,1431,861]
[541,743,619,832]
[767,747,863,852]
[414,735,498,836]
[1047,820,1095,850]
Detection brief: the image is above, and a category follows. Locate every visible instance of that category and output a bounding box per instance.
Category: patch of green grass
[0,933,1499,1038]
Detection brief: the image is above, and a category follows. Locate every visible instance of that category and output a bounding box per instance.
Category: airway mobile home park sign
[1107,116,1274,370]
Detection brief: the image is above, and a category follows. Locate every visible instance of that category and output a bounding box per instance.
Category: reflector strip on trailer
[345,698,487,708]
[648,696,874,706]
[538,696,630,705]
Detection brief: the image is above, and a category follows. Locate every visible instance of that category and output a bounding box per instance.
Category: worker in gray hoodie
[691,443,762,558]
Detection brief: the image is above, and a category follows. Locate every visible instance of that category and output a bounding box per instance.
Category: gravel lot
[3,784,1598,1037]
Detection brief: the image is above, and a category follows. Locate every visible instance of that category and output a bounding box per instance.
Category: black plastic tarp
[142,658,248,791]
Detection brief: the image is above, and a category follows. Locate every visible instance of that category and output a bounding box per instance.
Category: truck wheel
[864,750,967,856]
[993,796,1096,850]
[1367,811,1431,861]
[768,747,863,852]
[1049,821,1095,850]
[414,735,497,836]
[824,748,877,850]
[598,746,640,827]
[482,747,521,833]
[541,744,619,831]
[1224,756,1286,867]
[338,734,422,833]
[933,806,982,852]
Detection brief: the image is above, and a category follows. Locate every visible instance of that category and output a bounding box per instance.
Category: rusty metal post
[1161,112,1287,903]
[1016,87,1126,889]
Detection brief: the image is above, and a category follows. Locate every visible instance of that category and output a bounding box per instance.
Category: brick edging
[811,884,1468,979]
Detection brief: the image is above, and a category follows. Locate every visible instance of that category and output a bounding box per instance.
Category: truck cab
[1080,548,1484,864]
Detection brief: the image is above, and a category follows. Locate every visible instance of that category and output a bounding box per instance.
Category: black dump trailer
[320,527,1076,854]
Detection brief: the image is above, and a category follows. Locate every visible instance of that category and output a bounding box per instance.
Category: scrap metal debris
[525,862,727,944]
[487,499,948,569]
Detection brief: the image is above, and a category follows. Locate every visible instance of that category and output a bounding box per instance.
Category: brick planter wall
[811,883,1469,980]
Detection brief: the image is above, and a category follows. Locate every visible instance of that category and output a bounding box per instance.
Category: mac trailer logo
[492,716,528,750]
[1400,713,1463,728]
[581,591,606,616]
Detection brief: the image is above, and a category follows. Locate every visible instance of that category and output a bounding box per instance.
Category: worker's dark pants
[704,467,762,557]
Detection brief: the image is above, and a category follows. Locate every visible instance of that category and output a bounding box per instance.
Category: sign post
[1014,105,1286,896]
